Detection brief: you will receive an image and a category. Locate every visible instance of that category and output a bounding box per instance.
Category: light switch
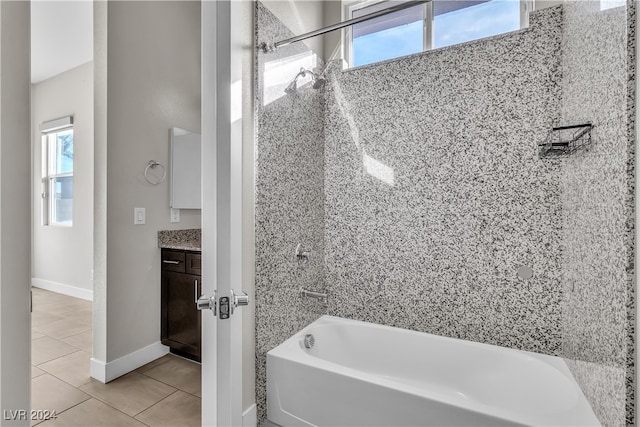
[170,208,180,223]
[134,207,145,225]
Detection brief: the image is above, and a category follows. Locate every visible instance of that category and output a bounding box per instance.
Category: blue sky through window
[353,0,521,67]
[434,0,520,49]
[353,20,423,67]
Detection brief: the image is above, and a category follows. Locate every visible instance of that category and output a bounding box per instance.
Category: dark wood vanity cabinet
[161,249,201,362]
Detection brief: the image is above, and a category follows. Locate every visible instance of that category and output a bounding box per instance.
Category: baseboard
[243,404,257,427]
[32,278,93,301]
[90,341,170,383]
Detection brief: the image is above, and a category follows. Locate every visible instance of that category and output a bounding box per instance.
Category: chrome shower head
[312,76,326,89]
[284,67,326,94]
[285,79,297,94]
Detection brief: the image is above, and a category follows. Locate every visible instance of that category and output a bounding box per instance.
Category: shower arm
[259,0,430,53]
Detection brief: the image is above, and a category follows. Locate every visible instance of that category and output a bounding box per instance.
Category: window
[41,116,74,226]
[346,0,531,68]
[600,0,625,11]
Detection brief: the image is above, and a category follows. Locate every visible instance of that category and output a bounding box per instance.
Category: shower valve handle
[296,244,311,265]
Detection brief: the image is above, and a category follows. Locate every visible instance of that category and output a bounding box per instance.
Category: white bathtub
[267,315,600,426]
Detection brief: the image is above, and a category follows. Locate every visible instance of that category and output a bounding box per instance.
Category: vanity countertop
[158,228,201,251]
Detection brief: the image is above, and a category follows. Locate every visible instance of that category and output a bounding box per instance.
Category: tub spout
[300,287,327,303]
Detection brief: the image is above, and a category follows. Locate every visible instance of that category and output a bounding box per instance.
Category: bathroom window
[41,117,74,226]
[600,0,625,10]
[345,0,532,68]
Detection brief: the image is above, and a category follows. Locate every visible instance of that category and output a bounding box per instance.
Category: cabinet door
[161,271,201,361]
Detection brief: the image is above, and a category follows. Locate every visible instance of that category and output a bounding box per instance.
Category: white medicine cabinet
[170,127,201,209]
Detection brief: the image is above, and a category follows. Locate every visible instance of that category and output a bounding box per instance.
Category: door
[201,1,246,426]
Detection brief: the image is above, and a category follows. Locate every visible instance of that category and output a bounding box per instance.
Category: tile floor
[31,288,202,426]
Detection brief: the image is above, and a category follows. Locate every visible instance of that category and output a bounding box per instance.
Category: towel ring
[144,160,166,185]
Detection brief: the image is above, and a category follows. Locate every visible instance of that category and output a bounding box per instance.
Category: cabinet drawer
[186,253,201,275]
[161,250,185,272]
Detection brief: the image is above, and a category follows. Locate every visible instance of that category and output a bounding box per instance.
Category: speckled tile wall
[254,3,326,422]
[558,2,631,425]
[255,2,636,426]
[324,6,563,354]
[625,2,636,424]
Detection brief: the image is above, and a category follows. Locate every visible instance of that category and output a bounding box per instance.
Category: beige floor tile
[61,331,93,353]
[31,374,90,418]
[32,336,78,365]
[39,398,146,427]
[39,351,91,387]
[32,289,74,305]
[32,330,46,340]
[141,355,201,396]
[32,311,64,327]
[37,299,91,316]
[61,308,92,324]
[135,391,201,427]
[32,365,46,379]
[79,372,176,417]
[33,319,91,340]
[136,354,172,373]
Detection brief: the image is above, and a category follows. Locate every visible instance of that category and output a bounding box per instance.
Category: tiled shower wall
[324,7,563,354]
[255,2,635,425]
[254,3,326,421]
[558,2,632,425]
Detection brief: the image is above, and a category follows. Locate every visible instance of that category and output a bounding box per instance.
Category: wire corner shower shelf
[538,123,593,158]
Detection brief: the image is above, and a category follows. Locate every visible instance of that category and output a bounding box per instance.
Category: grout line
[132,390,180,418]
[33,347,82,367]
[31,291,192,427]
[136,357,202,398]
[78,394,152,426]
[137,369,202,399]
[136,356,173,374]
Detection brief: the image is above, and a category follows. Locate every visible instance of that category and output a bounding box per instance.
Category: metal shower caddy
[538,123,593,158]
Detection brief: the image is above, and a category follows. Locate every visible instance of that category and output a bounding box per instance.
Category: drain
[303,334,315,349]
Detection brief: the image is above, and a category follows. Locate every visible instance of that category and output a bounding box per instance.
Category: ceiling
[31,1,93,84]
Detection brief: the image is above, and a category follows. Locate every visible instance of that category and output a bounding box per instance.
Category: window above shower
[344,0,532,68]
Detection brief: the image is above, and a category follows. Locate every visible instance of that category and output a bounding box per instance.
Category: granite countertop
[158,228,201,251]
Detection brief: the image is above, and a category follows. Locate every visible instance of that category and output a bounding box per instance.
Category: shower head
[312,76,326,89]
[284,67,325,94]
[285,79,297,94]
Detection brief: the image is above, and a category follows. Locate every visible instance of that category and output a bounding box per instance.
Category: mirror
[170,127,201,209]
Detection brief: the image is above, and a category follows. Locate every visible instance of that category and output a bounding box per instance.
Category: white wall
[32,61,94,300]
[92,0,108,375]
[101,1,201,364]
[0,1,31,423]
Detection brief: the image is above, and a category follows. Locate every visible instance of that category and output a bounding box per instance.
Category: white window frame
[40,116,74,227]
[343,0,533,68]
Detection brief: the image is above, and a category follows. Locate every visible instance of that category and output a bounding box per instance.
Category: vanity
[158,229,201,362]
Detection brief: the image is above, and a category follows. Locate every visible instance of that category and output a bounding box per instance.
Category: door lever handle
[196,289,216,315]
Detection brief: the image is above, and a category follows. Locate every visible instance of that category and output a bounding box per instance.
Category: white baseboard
[90,341,170,383]
[242,404,257,427]
[32,278,93,301]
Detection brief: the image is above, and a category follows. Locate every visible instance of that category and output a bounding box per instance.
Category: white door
[201,1,245,426]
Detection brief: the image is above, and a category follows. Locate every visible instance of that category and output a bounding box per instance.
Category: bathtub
[267,316,600,426]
